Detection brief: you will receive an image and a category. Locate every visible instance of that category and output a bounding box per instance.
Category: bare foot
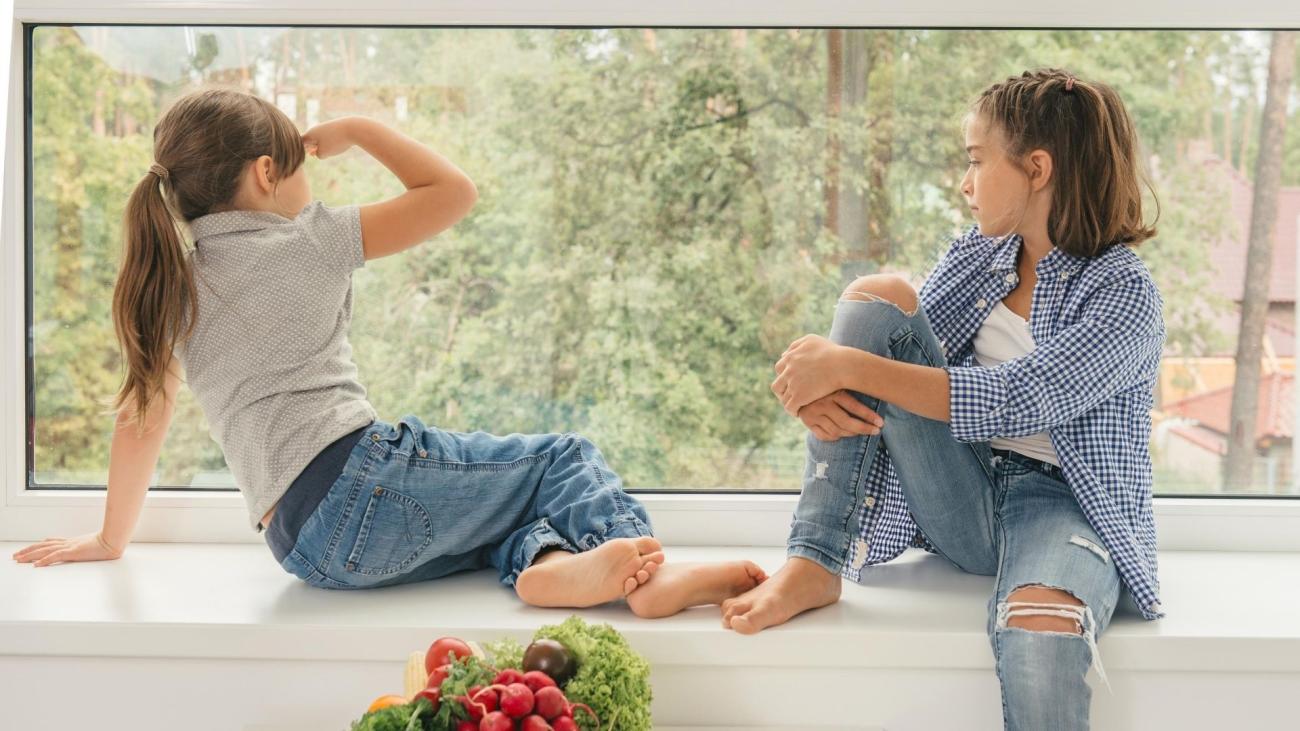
[515,536,663,608]
[720,556,841,634]
[626,560,768,619]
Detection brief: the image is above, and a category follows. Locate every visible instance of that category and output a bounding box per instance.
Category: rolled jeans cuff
[787,518,849,576]
[502,515,653,587]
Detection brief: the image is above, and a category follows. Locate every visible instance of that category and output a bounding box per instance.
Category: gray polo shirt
[178,200,378,532]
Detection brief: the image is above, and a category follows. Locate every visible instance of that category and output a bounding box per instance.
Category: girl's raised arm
[304,116,478,262]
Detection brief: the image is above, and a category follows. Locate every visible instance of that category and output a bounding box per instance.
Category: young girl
[11,87,765,619]
[722,69,1165,729]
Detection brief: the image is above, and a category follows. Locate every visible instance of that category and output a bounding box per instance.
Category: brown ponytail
[109,167,196,435]
[109,87,305,433]
[970,68,1160,257]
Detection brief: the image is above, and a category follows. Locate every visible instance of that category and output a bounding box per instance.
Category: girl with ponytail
[13,87,766,619]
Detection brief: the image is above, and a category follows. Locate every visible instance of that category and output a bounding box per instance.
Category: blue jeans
[279,415,653,590]
[787,297,1121,731]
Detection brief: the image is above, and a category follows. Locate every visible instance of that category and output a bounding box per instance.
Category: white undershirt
[970,301,1062,467]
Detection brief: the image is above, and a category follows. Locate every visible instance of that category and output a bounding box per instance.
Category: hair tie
[149,162,169,180]
[1064,76,1076,92]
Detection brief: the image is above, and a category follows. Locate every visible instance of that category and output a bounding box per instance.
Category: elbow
[459,174,479,215]
[445,172,478,222]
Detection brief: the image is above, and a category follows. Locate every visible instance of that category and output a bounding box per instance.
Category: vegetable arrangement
[350,616,652,731]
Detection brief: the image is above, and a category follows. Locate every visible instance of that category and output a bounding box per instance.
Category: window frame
[4,0,1300,549]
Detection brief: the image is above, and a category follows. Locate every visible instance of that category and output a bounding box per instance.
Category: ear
[1026,149,1053,193]
[251,155,276,193]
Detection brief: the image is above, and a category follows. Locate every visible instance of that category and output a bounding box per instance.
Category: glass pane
[28,26,1299,495]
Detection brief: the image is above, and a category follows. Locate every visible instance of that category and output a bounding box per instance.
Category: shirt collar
[187,208,293,241]
[987,232,1086,276]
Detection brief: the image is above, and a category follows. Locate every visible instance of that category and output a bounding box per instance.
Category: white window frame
[4,0,1300,550]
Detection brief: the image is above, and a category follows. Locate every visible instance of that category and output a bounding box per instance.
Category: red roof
[1163,370,1293,441]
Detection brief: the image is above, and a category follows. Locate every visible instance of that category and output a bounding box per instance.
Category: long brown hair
[111,87,305,433]
[970,68,1159,257]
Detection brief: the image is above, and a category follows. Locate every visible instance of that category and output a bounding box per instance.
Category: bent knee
[1002,585,1087,634]
[841,274,918,316]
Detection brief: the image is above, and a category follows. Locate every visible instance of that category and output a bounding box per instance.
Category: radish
[425,664,452,690]
[519,716,553,731]
[551,717,578,731]
[493,668,525,686]
[413,686,441,709]
[456,722,477,731]
[479,712,513,731]
[522,670,558,693]
[460,686,499,720]
[498,682,536,718]
[533,686,567,720]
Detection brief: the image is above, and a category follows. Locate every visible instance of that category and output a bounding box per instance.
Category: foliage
[29,27,1282,492]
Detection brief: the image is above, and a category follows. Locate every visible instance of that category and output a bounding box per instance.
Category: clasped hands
[772,334,884,442]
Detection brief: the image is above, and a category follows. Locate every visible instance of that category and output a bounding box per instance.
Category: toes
[730,613,757,635]
[633,536,662,555]
[640,550,665,566]
[643,560,661,576]
[635,568,650,584]
[623,575,639,595]
[721,599,749,622]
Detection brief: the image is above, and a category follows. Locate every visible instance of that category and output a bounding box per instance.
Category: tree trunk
[1238,94,1254,177]
[864,33,893,265]
[1221,91,1233,163]
[836,30,871,280]
[1223,31,1296,492]
[825,30,843,234]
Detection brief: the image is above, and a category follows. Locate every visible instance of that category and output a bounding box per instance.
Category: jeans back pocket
[345,485,434,576]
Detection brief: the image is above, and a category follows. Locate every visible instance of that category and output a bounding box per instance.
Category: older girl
[726,69,1166,730]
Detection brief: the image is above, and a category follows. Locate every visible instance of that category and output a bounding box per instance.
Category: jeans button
[374,486,383,496]
[371,433,380,442]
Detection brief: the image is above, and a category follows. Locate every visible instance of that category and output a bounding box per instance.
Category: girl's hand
[772,334,851,416]
[11,532,124,567]
[301,117,358,160]
[798,390,884,441]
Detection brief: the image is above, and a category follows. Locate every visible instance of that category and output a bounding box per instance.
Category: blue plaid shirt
[840,226,1167,620]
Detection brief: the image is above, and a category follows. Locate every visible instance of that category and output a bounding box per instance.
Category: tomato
[366,694,408,714]
[425,636,473,674]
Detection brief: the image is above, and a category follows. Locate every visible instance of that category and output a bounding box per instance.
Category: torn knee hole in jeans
[996,586,1112,693]
[839,290,918,317]
[814,461,829,479]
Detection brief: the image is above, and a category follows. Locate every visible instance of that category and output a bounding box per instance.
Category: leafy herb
[533,616,653,730]
[349,697,433,731]
[428,653,499,728]
[483,636,525,671]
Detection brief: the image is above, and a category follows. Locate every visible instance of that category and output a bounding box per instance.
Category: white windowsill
[5,489,1300,551]
[3,542,1299,728]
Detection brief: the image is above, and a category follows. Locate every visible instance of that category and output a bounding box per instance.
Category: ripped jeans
[786,296,1122,731]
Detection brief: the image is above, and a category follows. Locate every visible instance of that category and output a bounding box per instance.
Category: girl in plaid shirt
[725,68,1165,731]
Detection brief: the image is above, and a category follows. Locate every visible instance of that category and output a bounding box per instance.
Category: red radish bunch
[454,668,599,731]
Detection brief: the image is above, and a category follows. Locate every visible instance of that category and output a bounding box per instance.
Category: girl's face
[959,114,1033,239]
